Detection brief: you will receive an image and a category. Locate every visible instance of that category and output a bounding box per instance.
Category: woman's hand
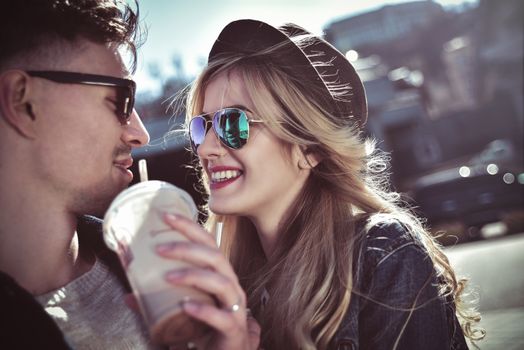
[157,213,260,350]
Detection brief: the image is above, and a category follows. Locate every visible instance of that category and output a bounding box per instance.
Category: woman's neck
[249,215,279,259]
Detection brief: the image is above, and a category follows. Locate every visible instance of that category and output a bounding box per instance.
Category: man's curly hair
[1,0,143,71]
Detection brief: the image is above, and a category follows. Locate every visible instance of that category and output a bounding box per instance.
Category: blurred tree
[136,53,191,122]
[147,61,162,81]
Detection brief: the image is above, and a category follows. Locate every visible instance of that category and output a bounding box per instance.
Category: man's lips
[114,157,133,169]
[114,157,134,182]
[112,147,134,182]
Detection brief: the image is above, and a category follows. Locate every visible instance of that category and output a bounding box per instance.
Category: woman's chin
[209,202,240,216]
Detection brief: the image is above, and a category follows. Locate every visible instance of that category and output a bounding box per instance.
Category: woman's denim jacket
[331,217,469,350]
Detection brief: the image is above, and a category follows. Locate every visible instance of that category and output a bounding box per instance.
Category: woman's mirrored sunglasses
[26,70,136,125]
[188,108,264,152]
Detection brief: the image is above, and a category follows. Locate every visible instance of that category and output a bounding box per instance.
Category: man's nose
[123,109,150,147]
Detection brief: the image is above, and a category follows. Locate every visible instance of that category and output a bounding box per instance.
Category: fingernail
[166,270,184,281]
[156,242,177,253]
[182,300,200,312]
[164,213,178,221]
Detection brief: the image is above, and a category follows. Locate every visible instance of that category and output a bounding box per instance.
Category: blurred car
[469,139,517,168]
[412,159,524,241]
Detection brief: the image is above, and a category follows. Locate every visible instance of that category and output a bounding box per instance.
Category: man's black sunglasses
[26,70,136,124]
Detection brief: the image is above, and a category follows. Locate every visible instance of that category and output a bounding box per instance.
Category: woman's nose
[197,126,226,160]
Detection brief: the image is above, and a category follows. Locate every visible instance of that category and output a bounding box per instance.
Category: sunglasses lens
[189,116,207,152]
[214,109,249,149]
[115,87,133,124]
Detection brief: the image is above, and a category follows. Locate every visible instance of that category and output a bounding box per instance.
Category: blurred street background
[129,1,523,348]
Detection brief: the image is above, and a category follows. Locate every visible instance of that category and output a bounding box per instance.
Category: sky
[134,0,478,95]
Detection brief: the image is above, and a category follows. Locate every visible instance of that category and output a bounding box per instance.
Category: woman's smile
[209,166,243,190]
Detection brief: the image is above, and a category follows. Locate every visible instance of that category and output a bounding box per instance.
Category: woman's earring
[298,159,309,170]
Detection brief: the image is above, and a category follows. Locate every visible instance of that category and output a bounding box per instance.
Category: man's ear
[0,70,37,138]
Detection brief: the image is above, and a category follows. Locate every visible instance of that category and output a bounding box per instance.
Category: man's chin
[76,182,129,218]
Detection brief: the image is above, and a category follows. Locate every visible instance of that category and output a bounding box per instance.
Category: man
[0,0,156,348]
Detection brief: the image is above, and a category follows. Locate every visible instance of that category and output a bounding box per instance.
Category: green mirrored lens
[214,109,249,149]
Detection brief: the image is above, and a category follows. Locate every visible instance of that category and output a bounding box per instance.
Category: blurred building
[325,1,444,52]
[351,54,435,185]
[474,0,523,126]
[324,0,523,191]
[439,36,478,113]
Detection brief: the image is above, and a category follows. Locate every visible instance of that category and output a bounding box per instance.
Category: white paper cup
[103,180,215,345]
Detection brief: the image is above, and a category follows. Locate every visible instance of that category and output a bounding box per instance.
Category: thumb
[247,315,261,349]
[124,293,140,313]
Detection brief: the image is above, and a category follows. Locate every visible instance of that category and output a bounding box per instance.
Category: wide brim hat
[208,19,367,126]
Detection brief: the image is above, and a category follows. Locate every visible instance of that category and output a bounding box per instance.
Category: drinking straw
[138,159,148,182]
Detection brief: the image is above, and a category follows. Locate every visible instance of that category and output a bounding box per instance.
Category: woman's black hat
[209,19,368,126]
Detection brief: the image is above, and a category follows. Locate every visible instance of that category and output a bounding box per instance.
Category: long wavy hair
[184,40,484,349]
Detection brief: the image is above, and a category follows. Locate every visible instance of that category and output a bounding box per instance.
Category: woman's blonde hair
[184,37,484,349]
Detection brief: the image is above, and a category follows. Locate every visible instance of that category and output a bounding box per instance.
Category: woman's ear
[305,147,321,168]
[0,70,37,138]
[296,145,321,170]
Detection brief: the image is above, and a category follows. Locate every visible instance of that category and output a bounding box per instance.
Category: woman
[166,19,484,349]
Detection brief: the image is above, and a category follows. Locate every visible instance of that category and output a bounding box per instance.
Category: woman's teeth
[211,170,241,182]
